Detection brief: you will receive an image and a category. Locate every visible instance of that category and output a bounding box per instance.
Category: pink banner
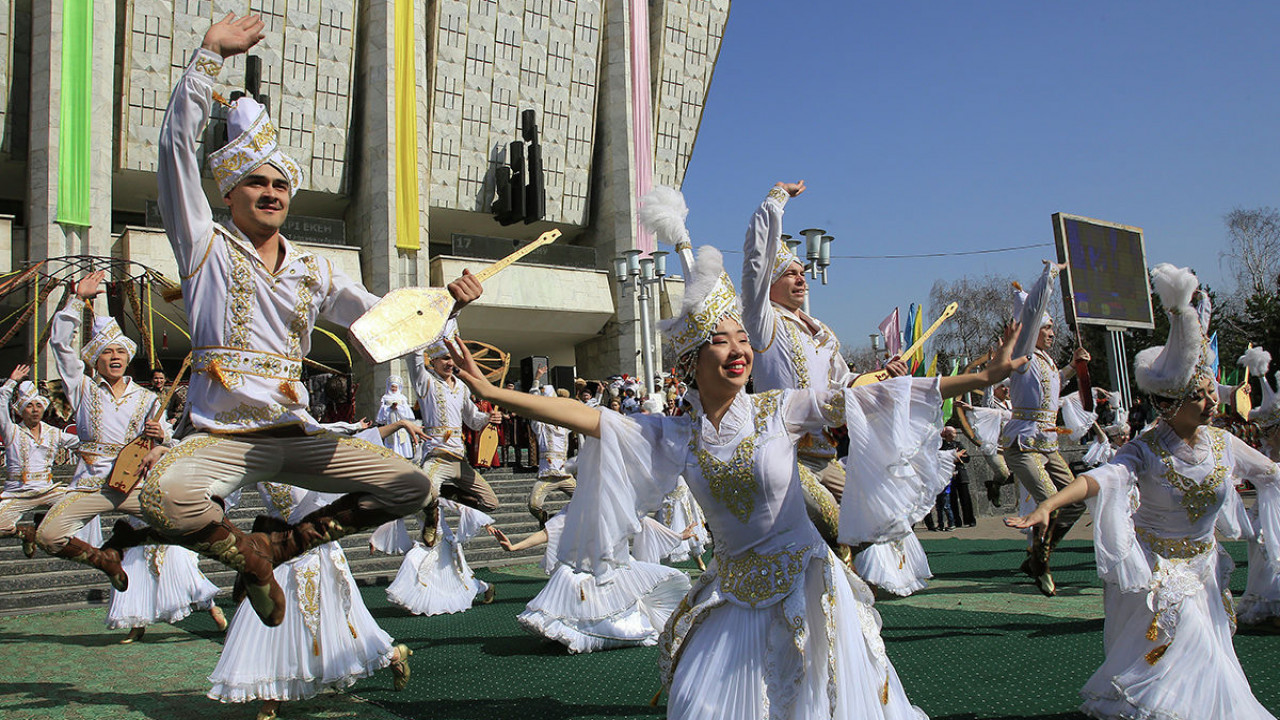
[629,0,655,254]
[878,308,901,357]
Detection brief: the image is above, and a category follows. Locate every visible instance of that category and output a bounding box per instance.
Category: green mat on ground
[1,539,1276,720]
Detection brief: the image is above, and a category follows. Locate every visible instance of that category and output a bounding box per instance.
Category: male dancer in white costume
[141,13,481,626]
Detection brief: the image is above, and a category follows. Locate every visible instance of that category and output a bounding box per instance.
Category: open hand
[775,180,806,198]
[445,337,494,400]
[985,322,1030,383]
[9,364,29,383]
[138,445,169,479]
[1004,507,1051,538]
[487,525,513,551]
[201,12,266,59]
[75,271,106,302]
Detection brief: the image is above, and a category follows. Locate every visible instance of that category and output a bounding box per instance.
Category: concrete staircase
[0,466,565,616]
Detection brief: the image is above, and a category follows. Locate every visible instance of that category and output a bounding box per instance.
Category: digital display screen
[1053,213,1154,330]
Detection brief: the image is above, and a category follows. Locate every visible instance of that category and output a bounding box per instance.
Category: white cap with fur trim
[1133,264,1215,399]
[1242,347,1280,428]
[207,96,304,197]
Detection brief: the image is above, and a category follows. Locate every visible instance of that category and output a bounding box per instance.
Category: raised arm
[1011,261,1063,364]
[157,14,264,276]
[741,182,803,351]
[0,365,26,437]
[50,277,102,410]
[447,338,601,438]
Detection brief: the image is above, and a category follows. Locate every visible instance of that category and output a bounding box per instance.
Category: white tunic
[741,190,853,460]
[529,386,572,478]
[1001,263,1070,453]
[158,49,380,433]
[50,302,167,491]
[1080,422,1279,720]
[408,349,489,461]
[0,380,78,498]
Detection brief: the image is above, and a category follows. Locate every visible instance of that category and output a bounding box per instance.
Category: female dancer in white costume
[442,193,1026,719]
[386,496,496,615]
[491,510,692,653]
[1009,264,1279,720]
[1237,346,1280,627]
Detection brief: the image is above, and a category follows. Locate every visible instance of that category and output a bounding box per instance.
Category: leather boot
[14,523,38,559]
[100,519,158,556]
[53,537,129,591]
[262,493,403,564]
[421,499,440,547]
[184,516,285,626]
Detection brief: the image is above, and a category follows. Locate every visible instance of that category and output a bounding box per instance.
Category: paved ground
[1,535,1276,720]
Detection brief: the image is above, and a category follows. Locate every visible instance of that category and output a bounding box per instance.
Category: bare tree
[927,273,1018,362]
[1222,207,1280,297]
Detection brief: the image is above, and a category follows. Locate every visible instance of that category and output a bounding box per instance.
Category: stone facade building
[0,0,728,407]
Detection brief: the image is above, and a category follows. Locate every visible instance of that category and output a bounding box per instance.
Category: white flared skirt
[106,545,218,629]
[518,561,690,654]
[208,545,396,703]
[854,534,932,597]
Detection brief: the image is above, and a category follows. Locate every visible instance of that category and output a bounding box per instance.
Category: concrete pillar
[347,0,432,414]
[24,0,115,378]
[578,0,645,384]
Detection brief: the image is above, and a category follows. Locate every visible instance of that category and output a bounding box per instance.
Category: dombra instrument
[465,340,510,468]
[1234,346,1253,421]
[351,229,561,363]
[851,302,957,387]
[106,354,192,494]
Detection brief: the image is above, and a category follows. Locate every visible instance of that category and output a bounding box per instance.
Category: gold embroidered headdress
[207,96,304,197]
[1133,264,1215,399]
[770,238,802,284]
[11,381,48,413]
[81,314,137,366]
[638,188,744,364]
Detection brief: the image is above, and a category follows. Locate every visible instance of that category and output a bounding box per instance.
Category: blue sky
[680,2,1280,354]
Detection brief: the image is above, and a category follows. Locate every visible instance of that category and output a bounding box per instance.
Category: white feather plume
[1149,263,1198,312]
[1239,346,1272,377]
[638,186,690,246]
[660,246,739,338]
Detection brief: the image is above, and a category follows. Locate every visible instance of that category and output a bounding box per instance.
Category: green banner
[56,0,93,227]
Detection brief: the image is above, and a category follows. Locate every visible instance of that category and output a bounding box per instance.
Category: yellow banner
[394,0,421,252]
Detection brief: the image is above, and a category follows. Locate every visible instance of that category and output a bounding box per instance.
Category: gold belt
[1011,407,1056,423]
[718,546,812,607]
[193,347,302,382]
[1136,528,1214,559]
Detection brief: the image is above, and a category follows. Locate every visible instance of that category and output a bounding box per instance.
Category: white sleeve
[157,49,220,279]
[0,380,16,438]
[1082,446,1151,592]
[1011,263,1059,367]
[555,409,685,577]
[317,257,380,329]
[741,189,789,354]
[460,395,489,431]
[1229,434,1280,571]
[49,298,87,410]
[837,377,951,545]
[408,352,431,400]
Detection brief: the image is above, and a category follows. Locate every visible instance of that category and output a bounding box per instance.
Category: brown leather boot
[421,499,441,547]
[100,519,158,556]
[14,523,38,559]
[185,517,285,626]
[53,538,129,591]
[261,493,403,563]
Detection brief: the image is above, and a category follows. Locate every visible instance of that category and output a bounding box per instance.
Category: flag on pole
[925,354,938,377]
[941,359,960,422]
[878,308,901,357]
[1208,332,1219,379]
[908,303,925,374]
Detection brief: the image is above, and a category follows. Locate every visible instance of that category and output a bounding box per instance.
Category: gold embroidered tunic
[158,49,380,433]
[0,380,78,498]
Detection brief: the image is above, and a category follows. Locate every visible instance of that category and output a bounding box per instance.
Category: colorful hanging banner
[393,0,421,251]
[629,0,655,254]
[56,1,93,227]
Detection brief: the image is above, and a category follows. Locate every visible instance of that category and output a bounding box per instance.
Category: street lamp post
[613,249,668,395]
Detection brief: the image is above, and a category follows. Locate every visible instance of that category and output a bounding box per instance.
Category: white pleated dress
[1079,422,1280,720]
[517,512,691,654]
[1238,501,1280,625]
[386,498,493,616]
[657,478,709,563]
[208,484,397,704]
[854,535,933,597]
[106,517,218,629]
[368,519,414,555]
[558,379,948,720]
